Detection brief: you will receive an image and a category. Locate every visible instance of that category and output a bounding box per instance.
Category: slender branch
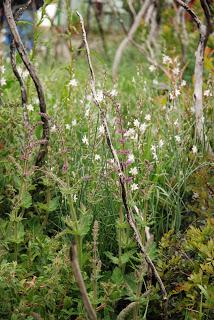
[3,0,49,166]
[200,0,213,31]
[175,0,202,29]
[70,241,97,320]
[77,11,168,303]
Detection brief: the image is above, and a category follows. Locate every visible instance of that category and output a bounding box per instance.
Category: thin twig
[70,241,97,320]
[175,0,201,29]
[77,11,168,304]
[3,0,49,166]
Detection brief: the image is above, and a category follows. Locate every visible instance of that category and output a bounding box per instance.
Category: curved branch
[175,0,202,29]
[3,0,49,166]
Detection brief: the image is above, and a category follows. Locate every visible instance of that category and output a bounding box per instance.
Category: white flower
[162,54,172,65]
[27,104,34,112]
[153,79,158,85]
[129,167,138,176]
[181,80,186,87]
[152,152,158,161]
[95,154,101,161]
[124,128,135,138]
[98,125,105,135]
[175,135,181,143]
[131,183,139,191]
[86,94,92,101]
[204,89,212,97]
[133,119,140,128]
[50,125,57,133]
[145,114,151,121]
[175,89,181,96]
[128,154,135,163]
[22,70,29,79]
[73,194,78,203]
[149,65,156,72]
[151,145,156,152]
[139,123,147,134]
[0,66,5,73]
[159,139,164,148]
[174,119,179,127]
[68,78,78,87]
[96,90,104,102]
[82,135,89,146]
[65,124,71,130]
[192,145,197,154]
[0,78,6,86]
[172,67,180,76]
[110,89,118,97]
[72,119,77,126]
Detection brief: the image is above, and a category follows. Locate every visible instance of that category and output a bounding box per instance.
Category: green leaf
[21,192,32,209]
[105,252,119,265]
[111,267,124,284]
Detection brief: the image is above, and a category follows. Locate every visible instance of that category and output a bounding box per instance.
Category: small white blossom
[0,78,6,86]
[72,119,77,126]
[163,54,172,65]
[98,125,105,135]
[174,119,179,127]
[68,78,78,87]
[175,89,181,97]
[153,79,159,85]
[151,145,156,152]
[131,183,139,191]
[27,104,34,112]
[82,135,89,146]
[139,123,147,134]
[124,128,135,138]
[175,135,181,143]
[159,139,164,148]
[50,125,57,133]
[110,89,118,97]
[192,145,197,154]
[181,80,186,87]
[96,90,104,102]
[149,65,156,72]
[65,124,71,130]
[133,119,140,128]
[129,167,138,176]
[128,154,135,163]
[173,67,180,76]
[73,194,78,202]
[95,154,101,161]
[204,89,212,97]
[0,66,5,73]
[145,114,151,121]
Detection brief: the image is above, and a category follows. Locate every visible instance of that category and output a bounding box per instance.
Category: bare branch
[3,0,49,166]
[77,11,168,303]
[70,242,97,320]
[175,0,202,29]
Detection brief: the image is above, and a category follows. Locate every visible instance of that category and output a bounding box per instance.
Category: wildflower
[98,125,105,135]
[131,183,139,191]
[68,78,78,87]
[73,194,78,203]
[151,145,156,152]
[162,54,172,64]
[95,154,101,161]
[65,124,71,130]
[204,89,212,97]
[0,78,6,86]
[110,89,118,97]
[153,79,158,85]
[172,67,180,76]
[181,80,186,87]
[50,125,57,133]
[145,114,151,121]
[192,145,197,154]
[124,128,135,138]
[96,90,104,102]
[82,135,89,146]
[149,65,156,72]
[159,139,164,148]
[128,154,135,163]
[86,94,92,101]
[0,66,5,73]
[133,119,140,128]
[175,135,181,143]
[27,104,34,112]
[174,119,179,127]
[129,167,138,176]
[139,123,147,134]
[175,88,181,96]
[72,119,77,126]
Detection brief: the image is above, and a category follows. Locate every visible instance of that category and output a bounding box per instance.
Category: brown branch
[70,242,97,320]
[77,11,168,304]
[175,0,202,29]
[3,0,49,166]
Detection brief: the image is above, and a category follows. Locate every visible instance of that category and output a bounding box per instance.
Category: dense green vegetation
[0,2,214,319]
